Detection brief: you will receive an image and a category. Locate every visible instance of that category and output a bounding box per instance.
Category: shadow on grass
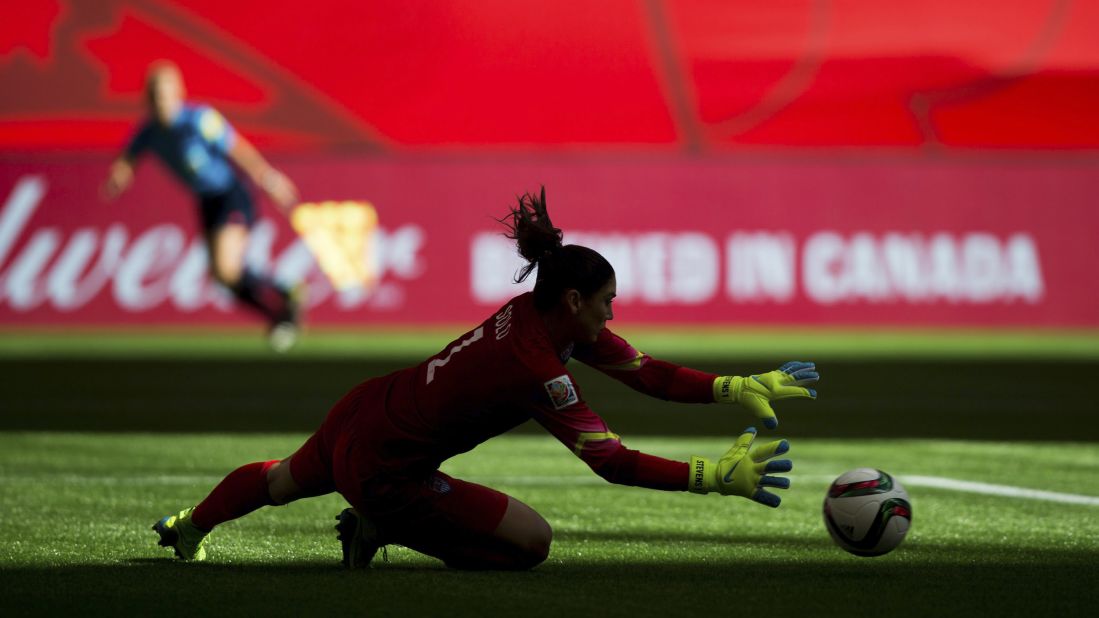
[6,358,1099,440]
[2,547,1096,617]
[557,529,839,548]
[554,529,1096,564]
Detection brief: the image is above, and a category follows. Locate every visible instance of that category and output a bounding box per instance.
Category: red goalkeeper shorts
[286,378,510,542]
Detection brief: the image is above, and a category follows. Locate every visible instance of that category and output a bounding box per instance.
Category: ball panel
[832,467,880,485]
[823,468,912,557]
[828,469,896,499]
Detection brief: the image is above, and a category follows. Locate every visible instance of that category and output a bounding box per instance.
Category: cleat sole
[335,508,379,569]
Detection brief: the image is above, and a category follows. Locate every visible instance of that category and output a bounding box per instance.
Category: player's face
[573,276,616,343]
[148,71,184,126]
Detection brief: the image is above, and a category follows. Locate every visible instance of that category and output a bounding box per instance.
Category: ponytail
[499,187,614,311]
[500,186,562,285]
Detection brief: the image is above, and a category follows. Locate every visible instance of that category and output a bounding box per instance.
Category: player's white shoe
[268,282,306,353]
[268,321,298,353]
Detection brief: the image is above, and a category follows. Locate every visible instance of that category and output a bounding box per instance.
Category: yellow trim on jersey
[596,351,646,372]
[573,431,621,456]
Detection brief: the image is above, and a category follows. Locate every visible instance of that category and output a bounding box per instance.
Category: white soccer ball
[822,468,912,557]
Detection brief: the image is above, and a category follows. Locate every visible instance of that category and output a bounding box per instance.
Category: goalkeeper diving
[152,188,820,569]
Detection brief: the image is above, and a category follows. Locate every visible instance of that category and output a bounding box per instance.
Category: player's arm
[534,403,792,506]
[528,371,681,489]
[533,398,687,490]
[688,426,793,507]
[102,156,136,201]
[576,330,820,429]
[227,133,298,213]
[712,361,818,429]
[103,123,150,201]
[572,328,717,403]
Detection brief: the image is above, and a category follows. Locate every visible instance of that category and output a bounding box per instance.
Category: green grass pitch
[1,433,1097,616]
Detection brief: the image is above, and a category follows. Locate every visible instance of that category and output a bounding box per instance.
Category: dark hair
[499,187,614,311]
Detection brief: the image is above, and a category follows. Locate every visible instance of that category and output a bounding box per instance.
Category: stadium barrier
[1,157,1096,327]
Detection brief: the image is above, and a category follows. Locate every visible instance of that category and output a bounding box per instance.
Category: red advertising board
[1,156,1097,327]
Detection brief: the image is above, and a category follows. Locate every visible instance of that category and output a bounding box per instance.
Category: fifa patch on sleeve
[544,375,579,410]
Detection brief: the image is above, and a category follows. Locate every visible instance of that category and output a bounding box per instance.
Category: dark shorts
[287,379,510,544]
[198,180,256,234]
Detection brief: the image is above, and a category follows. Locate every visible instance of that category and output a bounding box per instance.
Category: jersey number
[425,327,484,384]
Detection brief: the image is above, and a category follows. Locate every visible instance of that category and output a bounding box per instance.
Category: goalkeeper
[153,188,819,569]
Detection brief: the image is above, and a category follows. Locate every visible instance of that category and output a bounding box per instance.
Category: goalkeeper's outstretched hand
[688,427,792,507]
[714,361,819,429]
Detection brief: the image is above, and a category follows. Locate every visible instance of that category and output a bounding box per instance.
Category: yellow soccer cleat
[152,507,210,561]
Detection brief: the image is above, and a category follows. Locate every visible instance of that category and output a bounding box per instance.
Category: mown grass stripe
[901,475,1099,506]
[8,471,1098,506]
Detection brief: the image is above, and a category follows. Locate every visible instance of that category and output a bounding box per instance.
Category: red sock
[191,460,279,531]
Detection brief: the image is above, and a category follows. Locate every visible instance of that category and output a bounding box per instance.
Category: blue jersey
[125,103,238,196]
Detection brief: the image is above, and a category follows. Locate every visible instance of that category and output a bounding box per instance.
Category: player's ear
[563,289,582,314]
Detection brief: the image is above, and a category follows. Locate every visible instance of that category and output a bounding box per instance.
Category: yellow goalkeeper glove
[688,427,791,507]
[714,361,819,429]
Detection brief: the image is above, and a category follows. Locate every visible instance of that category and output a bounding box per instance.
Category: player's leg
[153,420,338,560]
[422,493,552,570]
[152,457,282,561]
[267,458,308,504]
[490,495,553,567]
[189,423,338,529]
[207,222,294,324]
[206,221,248,289]
[397,475,551,570]
[200,184,301,346]
[189,458,282,529]
[345,473,552,570]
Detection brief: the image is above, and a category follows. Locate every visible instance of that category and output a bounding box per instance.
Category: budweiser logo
[0,176,425,315]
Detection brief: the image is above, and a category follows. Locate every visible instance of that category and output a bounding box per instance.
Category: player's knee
[513,519,552,569]
[209,261,242,287]
[496,497,552,569]
[266,460,301,505]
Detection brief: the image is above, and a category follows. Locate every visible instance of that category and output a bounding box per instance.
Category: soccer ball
[822,468,912,557]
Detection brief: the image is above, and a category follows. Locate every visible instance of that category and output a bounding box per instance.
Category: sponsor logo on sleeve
[544,375,579,410]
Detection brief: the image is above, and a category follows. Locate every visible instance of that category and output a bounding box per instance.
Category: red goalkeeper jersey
[355,292,717,490]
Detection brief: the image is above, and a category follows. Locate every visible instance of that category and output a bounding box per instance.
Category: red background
[2,1,1097,328]
[4,0,1099,152]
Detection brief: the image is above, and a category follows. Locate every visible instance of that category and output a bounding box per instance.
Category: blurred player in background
[152,188,820,569]
[103,61,303,351]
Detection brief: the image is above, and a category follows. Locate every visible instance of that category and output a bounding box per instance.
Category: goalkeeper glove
[714,360,819,429]
[688,427,792,507]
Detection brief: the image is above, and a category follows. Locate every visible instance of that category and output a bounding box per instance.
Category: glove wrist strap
[688,456,712,494]
[713,376,737,404]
